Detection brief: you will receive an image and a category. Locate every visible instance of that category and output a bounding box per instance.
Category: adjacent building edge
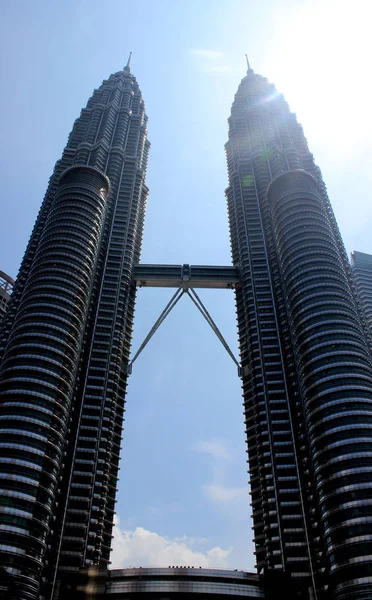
[0,270,14,321]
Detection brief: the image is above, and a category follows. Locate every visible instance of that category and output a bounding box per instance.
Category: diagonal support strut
[128,287,184,372]
[127,286,242,377]
[186,287,242,376]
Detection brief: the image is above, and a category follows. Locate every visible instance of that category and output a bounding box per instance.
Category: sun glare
[268,0,372,162]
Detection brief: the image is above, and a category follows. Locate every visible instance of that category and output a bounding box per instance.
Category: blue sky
[1,0,372,571]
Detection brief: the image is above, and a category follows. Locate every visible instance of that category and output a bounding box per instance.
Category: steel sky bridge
[133,263,240,289]
[130,264,242,374]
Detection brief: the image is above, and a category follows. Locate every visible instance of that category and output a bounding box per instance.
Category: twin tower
[0,61,372,600]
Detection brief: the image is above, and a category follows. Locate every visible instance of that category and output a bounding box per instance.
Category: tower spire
[124,51,132,72]
[245,54,251,73]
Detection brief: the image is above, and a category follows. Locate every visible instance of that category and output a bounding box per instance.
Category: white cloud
[111,520,232,569]
[192,439,248,507]
[202,66,232,75]
[173,534,208,545]
[203,482,247,504]
[190,48,224,59]
[192,439,231,460]
[189,49,232,76]
[144,502,185,519]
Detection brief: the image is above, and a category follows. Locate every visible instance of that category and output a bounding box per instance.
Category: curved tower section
[267,171,372,600]
[0,62,150,600]
[226,66,372,599]
[0,166,109,599]
[226,67,322,596]
[50,62,150,587]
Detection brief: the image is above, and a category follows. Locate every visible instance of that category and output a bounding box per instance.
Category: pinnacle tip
[124,51,132,72]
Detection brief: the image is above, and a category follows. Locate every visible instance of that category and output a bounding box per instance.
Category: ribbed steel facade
[0,166,110,599]
[0,65,149,600]
[226,68,372,599]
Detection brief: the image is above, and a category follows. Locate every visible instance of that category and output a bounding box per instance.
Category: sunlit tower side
[226,64,372,599]
[225,64,322,594]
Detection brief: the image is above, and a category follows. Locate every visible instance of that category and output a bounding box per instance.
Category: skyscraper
[1,56,372,600]
[0,270,14,323]
[351,250,372,333]
[0,58,149,600]
[225,63,372,599]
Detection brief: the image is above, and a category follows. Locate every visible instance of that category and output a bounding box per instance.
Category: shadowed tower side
[0,60,150,600]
